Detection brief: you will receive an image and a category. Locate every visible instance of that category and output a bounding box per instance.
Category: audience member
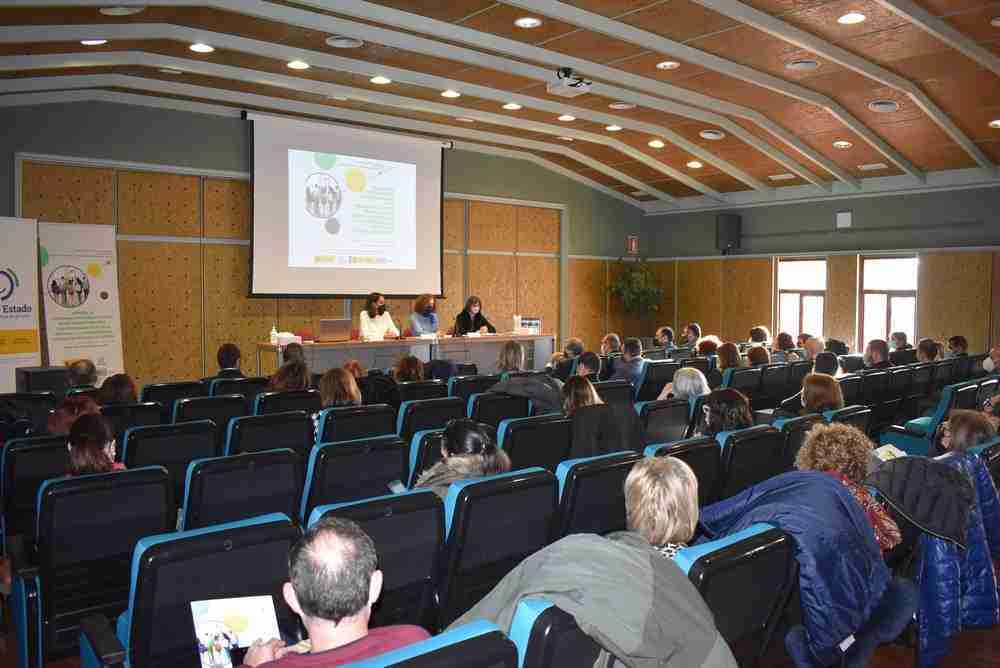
[937,409,996,454]
[282,342,305,365]
[268,360,310,392]
[917,337,940,362]
[576,351,601,378]
[803,336,825,361]
[414,419,510,499]
[609,337,645,388]
[825,338,849,356]
[796,423,901,552]
[342,360,365,380]
[653,326,674,349]
[864,339,891,369]
[564,376,624,458]
[707,342,743,388]
[564,337,585,359]
[779,372,844,417]
[681,322,701,347]
[562,375,603,415]
[67,358,97,388]
[657,367,710,409]
[409,294,438,336]
[749,325,770,346]
[240,518,430,667]
[424,359,458,382]
[548,351,565,367]
[696,335,721,357]
[97,373,137,405]
[946,335,969,358]
[552,338,584,381]
[698,388,752,437]
[215,343,244,377]
[774,332,795,352]
[982,394,1000,429]
[47,395,100,435]
[600,333,621,356]
[489,370,564,414]
[982,346,1000,373]
[625,457,699,559]
[890,332,911,351]
[67,413,124,476]
[747,346,770,366]
[318,368,361,408]
[393,356,424,383]
[497,341,525,373]
[797,333,812,348]
[813,351,841,376]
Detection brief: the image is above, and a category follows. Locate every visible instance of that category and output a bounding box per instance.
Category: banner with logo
[39,223,124,384]
[0,218,42,392]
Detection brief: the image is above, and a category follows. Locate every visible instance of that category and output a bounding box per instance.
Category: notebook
[192,595,282,668]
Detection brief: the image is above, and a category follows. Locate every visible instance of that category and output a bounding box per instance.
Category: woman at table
[454,295,496,336]
[359,292,399,341]
[409,293,439,336]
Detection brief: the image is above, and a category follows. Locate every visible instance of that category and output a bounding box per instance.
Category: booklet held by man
[192,595,282,668]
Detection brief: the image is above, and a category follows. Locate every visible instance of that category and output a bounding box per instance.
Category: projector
[546,67,592,98]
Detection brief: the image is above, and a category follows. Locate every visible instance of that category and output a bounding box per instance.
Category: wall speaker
[716,214,741,253]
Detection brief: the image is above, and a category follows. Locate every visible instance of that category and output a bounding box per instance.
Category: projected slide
[288,149,417,270]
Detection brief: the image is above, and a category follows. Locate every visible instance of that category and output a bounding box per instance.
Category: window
[861,257,918,348]
[777,259,827,340]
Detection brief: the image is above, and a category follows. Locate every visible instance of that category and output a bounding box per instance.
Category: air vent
[609,102,636,110]
[326,36,364,49]
[785,59,819,71]
[867,100,899,113]
[699,129,726,141]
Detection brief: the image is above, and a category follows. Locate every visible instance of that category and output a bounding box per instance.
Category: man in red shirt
[240,518,429,667]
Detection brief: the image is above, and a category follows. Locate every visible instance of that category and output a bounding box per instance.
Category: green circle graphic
[39,246,49,267]
[314,153,337,170]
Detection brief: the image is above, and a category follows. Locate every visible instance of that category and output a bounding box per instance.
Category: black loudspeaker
[716,214,741,253]
[15,366,69,399]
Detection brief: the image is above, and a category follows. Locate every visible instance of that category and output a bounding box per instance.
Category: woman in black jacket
[453,295,497,336]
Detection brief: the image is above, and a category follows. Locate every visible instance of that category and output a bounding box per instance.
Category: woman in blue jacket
[409,293,439,336]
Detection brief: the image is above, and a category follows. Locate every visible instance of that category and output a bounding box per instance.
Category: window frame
[859,255,919,348]
[775,257,828,339]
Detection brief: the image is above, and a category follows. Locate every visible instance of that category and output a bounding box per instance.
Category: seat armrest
[882,425,917,439]
[6,535,34,576]
[80,614,126,666]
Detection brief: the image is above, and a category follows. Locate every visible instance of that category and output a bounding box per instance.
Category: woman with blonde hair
[625,456,700,558]
[394,355,424,382]
[318,368,361,408]
[497,341,525,373]
[266,360,310,392]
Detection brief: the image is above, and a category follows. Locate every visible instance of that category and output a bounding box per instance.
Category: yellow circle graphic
[86,263,102,278]
[222,611,249,633]
[345,168,366,193]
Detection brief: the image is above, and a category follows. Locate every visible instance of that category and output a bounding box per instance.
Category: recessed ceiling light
[502,102,522,110]
[768,173,797,181]
[686,160,704,169]
[858,162,888,171]
[648,139,665,149]
[699,129,726,141]
[158,67,183,75]
[325,35,364,49]
[558,136,574,142]
[785,59,819,71]
[514,16,543,29]
[609,102,636,110]
[441,89,461,98]
[992,17,1000,28]
[833,140,853,149]
[455,117,475,123]
[369,75,391,85]
[329,94,349,101]
[99,6,145,16]
[80,39,108,46]
[631,190,646,197]
[189,43,215,53]
[990,120,1000,129]
[837,12,866,25]
[287,60,310,70]
[605,125,623,132]
[868,99,899,113]
[656,60,681,70]
[558,114,576,122]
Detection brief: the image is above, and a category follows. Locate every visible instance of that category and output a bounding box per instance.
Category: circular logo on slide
[46,265,91,309]
[304,172,342,226]
[0,267,18,301]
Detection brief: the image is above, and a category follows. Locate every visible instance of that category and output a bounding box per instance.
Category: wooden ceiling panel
[570,141,639,165]
[640,179,702,198]
[943,5,1000,44]
[774,1,910,43]
[576,167,634,186]
[540,28,648,64]
[457,4,579,43]
[610,52,714,83]
[798,127,900,175]
[615,160,680,182]
[792,67,889,99]
[920,0,997,14]
[447,65,540,92]
[695,173,755,193]
[552,1,663,18]
[617,0,741,42]
[738,1,832,14]
[689,27,850,82]
[835,23,953,67]
[888,48,988,82]
[870,118,978,170]
[974,139,1000,163]
[360,0,498,23]
[921,74,1000,141]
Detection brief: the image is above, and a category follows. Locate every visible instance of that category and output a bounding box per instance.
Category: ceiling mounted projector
[546,67,592,98]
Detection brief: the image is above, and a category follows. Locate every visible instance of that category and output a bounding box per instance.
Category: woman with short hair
[625,457,699,559]
[97,373,137,405]
[67,413,124,476]
[657,367,710,408]
[699,388,753,437]
[747,346,771,366]
[696,335,722,357]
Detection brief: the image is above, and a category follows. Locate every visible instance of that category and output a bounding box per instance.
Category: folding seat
[634,360,681,401]
[553,451,641,538]
[884,366,913,423]
[510,598,605,668]
[456,363,478,376]
[977,378,998,408]
[880,381,978,455]
[968,353,989,379]
[361,373,400,406]
[758,364,791,410]
[66,387,101,401]
[397,397,466,445]
[970,438,1000,487]
[670,347,693,361]
[207,376,268,403]
[933,359,956,391]
[1,436,69,553]
[503,370,549,380]
[122,421,220,505]
[838,375,862,406]
[772,414,824,472]
[683,356,711,375]
[78,513,300,668]
[645,437,723,506]
[635,398,691,446]
[0,392,57,434]
[859,370,890,408]
[346,620,517,668]
[397,379,448,404]
[673,524,796,666]
[643,348,666,361]
[309,489,443,628]
[890,348,917,365]
[300,436,407,522]
[99,402,161,446]
[838,354,865,373]
[716,426,786,499]
[688,394,707,437]
[723,367,763,405]
[14,467,173,667]
[952,354,976,381]
[436,468,558,627]
[597,354,616,381]
[315,403,396,444]
[448,374,501,402]
[406,430,446,487]
[225,411,314,458]
[550,357,577,381]
[467,393,530,438]
[180,449,303,530]
[787,360,813,397]
[253,388,322,415]
[952,379,981,410]
[497,415,572,472]
[172,395,247,449]
[594,379,642,448]
[139,382,204,421]
[826,405,873,436]
[593,379,633,409]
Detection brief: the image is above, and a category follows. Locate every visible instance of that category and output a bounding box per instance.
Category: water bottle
[270,323,278,345]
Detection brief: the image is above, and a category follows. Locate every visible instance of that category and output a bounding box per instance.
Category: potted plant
[608,259,663,315]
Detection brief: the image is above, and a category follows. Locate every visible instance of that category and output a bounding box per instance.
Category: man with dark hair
[825,339,849,357]
[610,338,645,388]
[600,333,621,356]
[240,518,428,667]
[283,342,305,365]
[946,335,969,358]
[564,337,585,359]
[216,343,244,378]
[654,326,674,349]
[917,338,940,363]
[67,359,97,388]
[890,332,911,351]
[576,351,601,378]
[864,339,892,370]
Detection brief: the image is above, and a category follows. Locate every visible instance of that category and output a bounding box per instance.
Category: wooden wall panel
[118,171,201,236]
[468,201,516,252]
[118,241,203,386]
[825,255,859,351]
[650,261,676,333]
[722,258,773,343]
[469,254,517,334]
[279,298,347,340]
[21,162,114,225]
[918,251,992,353]
[438,253,464,331]
[516,207,560,254]
[676,260,723,338]
[204,179,250,239]
[568,259,607,352]
[607,261,645,340]
[443,198,466,251]
[203,244,277,377]
[517,256,559,340]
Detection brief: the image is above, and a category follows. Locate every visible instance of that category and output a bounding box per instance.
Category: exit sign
[626,235,639,255]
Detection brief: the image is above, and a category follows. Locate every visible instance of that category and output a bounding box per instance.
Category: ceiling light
[189,43,215,53]
[837,12,866,25]
[80,39,108,46]
[329,94,349,101]
[605,125,622,132]
[558,114,576,122]
[287,60,310,70]
[609,102,636,110]
[631,190,646,197]
[325,36,364,49]
[158,67,183,75]
[656,60,680,70]
[699,129,726,141]
[858,162,888,171]
[99,6,144,16]
[514,16,543,29]
[785,59,819,71]
[868,99,899,113]
[558,136,574,142]
[369,75,391,85]
[648,139,665,149]
[768,173,797,181]
[455,117,475,123]
[833,140,853,149]
[440,89,461,98]
[502,102,522,110]
[990,120,1000,129]
[686,160,704,169]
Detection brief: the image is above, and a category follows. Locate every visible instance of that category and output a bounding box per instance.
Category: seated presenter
[454,295,497,336]
[359,292,400,341]
[409,294,439,336]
